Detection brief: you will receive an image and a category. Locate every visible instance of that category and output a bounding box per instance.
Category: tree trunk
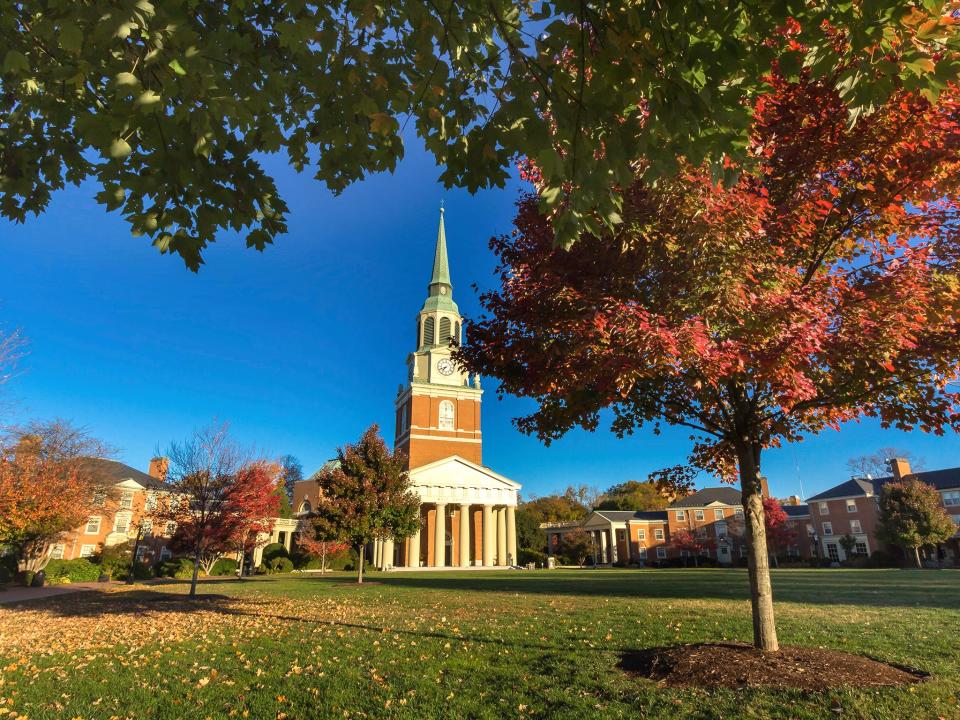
[913,545,922,569]
[693,555,698,568]
[737,441,779,652]
[356,543,365,584]
[321,543,328,574]
[190,546,201,597]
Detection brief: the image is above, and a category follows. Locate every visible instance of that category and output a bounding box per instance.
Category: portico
[372,455,520,570]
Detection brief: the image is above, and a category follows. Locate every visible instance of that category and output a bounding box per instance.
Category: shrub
[158,558,196,579]
[210,558,238,576]
[0,553,16,584]
[518,549,547,567]
[328,548,357,571]
[45,559,101,584]
[261,543,289,564]
[267,557,294,574]
[96,542,134,579]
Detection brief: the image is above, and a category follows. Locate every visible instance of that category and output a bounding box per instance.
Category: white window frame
[846,499,857,513]
[79,544,97,558]
[734,508,744,517]
[675,510,685,521]
[119,491,134,510]
[818,501,829,515]
[654,528,664,540]
[438,400,455,430]
[826,543,840,562]
[656,547,667,559]
[822,521,833,536]
[84,516,102,534]
[714,509,725,520]
[49,544,65,559]
[92,489,107,507]
[165,521,177,536]
[141,518,153,534]
[114,511,132,534]
[145,492,157,511]
[942,490,960,507]
[694,510,704,521]
[849,519,862,534]
[637,528,646,540]
[638,546,647,558]
[854,541,868,556]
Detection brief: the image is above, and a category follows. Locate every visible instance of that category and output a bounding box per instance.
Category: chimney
[786,495,801,506]
[889,457,911,480]
[149,456,169,482]
[759,475,770,499]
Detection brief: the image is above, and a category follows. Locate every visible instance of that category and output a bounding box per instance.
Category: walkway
[0,582,110,605]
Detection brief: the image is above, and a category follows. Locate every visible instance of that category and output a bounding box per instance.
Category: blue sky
[1,142,957,500]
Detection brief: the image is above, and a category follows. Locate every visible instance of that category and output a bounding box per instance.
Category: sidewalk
[0,582,110,605]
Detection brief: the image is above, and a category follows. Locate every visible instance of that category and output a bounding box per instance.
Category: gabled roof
[668,486,742,508]
[593,510,668,523]
[807,478,875,502]
[782,504,810,518]
[807,466,960,502]
[307,459,340,480]
[83,458,168,491]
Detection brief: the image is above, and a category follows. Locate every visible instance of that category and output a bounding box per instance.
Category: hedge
[209,558,238,576]
[158,558,196,579]
[260,543,289,564]
[45,559,101,584]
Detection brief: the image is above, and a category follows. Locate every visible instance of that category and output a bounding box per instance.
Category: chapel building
[293,210,521,569]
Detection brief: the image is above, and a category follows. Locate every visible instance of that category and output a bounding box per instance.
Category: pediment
[408,455,520,506]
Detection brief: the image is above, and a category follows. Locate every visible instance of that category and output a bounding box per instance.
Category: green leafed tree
[312,424,420,583]
[3,3,958,266]
[595,480,668,512]
[876,479,956,568]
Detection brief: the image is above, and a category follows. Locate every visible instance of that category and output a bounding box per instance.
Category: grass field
[1,568,959,719]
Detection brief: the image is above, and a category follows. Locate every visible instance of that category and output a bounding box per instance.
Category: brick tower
[394,208,483,469]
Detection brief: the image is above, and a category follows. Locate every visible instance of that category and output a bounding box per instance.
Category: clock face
[437,358,455,376]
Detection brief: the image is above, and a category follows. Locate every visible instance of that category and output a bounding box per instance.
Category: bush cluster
[45,559,102,584]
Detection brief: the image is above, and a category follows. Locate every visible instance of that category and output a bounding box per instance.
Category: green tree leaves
[2,1,958,268]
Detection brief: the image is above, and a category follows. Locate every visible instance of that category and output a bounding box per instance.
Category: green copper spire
[420,205,459,314]
[430,206,451,288]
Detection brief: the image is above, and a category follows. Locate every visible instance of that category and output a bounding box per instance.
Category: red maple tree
[226,461,283,576]
[671,529,717,568]
[763,498,797,566]
[458,65,960,650]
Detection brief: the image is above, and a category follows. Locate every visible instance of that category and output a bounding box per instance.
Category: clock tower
[395,208,483,469]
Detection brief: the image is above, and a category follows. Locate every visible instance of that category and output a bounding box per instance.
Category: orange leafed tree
[0,420,107,575]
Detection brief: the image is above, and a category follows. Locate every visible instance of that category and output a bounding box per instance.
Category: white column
[482,504,494,566]
[407,524,421,567]
[374,538,382,567]
[600,530,609,564]
[547,532,554,557]
[382,537,394,570]
[497,507,507,566]
[506,506,517,567]
[434,503,447,567]
[459,504,471,567]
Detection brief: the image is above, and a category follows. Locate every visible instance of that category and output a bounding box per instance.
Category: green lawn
[1,568,959,719]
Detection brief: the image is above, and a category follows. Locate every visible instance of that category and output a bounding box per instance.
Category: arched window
[439,317,452,345]
[299,500,312,514]
[453,322,461,346]
[423,316,436,346]
[438,400,455,430]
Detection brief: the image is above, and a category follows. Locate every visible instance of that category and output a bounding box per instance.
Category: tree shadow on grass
[288,568,960,610]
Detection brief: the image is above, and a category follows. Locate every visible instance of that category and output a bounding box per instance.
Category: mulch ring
[619,643,928,690]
